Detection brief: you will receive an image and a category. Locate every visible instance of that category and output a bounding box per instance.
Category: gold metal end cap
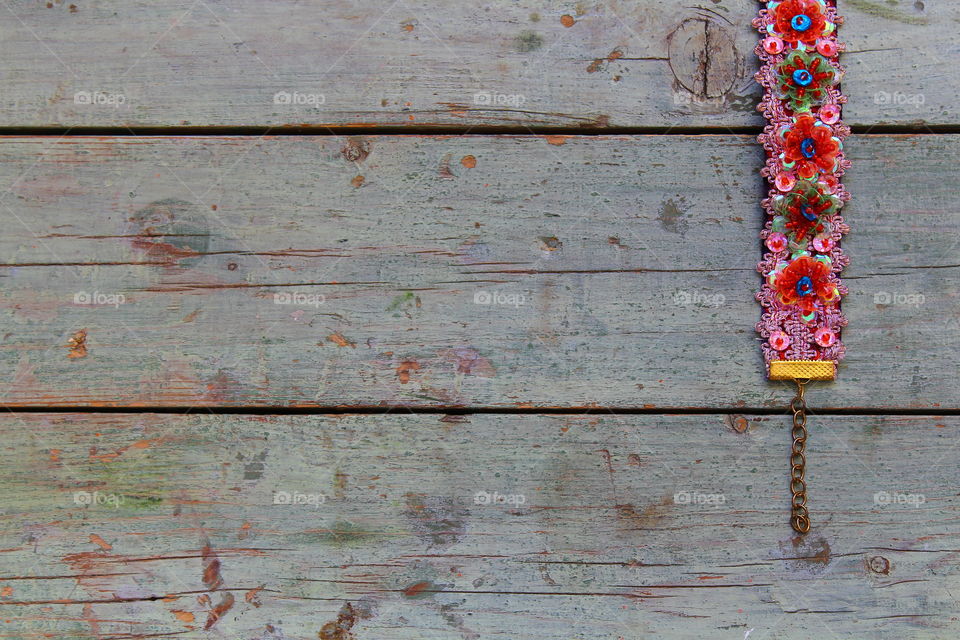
[769,360,836,381]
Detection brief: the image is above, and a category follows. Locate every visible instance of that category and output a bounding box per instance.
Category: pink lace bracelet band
[753,0,850,534]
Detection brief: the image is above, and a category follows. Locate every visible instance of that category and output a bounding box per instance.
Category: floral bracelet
[753,0,850,534]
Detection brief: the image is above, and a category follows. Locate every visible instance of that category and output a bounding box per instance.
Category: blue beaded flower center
[801,204,818,221]
[793,69,813,87]
[791,14,812,32]
[800,138,817,159]
[796,276,814,297]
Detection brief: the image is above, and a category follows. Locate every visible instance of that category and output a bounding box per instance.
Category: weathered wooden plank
[0,134,957,409]
[842,0,953,130]
[0,0,951,129]
[0,412,956,639]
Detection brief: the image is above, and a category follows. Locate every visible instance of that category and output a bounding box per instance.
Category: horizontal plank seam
[0,124,958,136]
[3,406,959,416]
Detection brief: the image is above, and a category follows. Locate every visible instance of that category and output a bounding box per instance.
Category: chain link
[789,379,811,534]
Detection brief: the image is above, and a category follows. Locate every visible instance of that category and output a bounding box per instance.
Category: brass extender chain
[789,378,811,534]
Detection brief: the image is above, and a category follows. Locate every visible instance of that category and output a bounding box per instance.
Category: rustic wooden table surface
[1,1,957,638]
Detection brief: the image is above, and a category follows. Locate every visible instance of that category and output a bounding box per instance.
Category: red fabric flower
[772,0,828,46]
[782,113,840,179]
[776,180,839,243]
[785,205,828,243]
[771,255,837,314]
[776,50,836,112]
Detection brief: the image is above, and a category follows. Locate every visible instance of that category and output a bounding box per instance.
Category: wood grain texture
[1,134,957,409]
[1,4,953,640]
[0,0,950,129]
[0,412,956,639]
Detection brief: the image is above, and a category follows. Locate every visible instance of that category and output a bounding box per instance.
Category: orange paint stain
[89,534,112,551]
[88,449,120,463]
[90,437,163,463]
[560,14,575,27]
[460,155,477,168]
[396,360,420,384]
[328,332,357,348]
[545,135,569,146]
[66,329,88,359]
[205,592,234,630]
[172,610,195,623]
[0,587,12,597]
[403,581,433,597]
[130,236,201,263]
[244,585,264,607]
[587,47,624,73]
[351,175,365,188]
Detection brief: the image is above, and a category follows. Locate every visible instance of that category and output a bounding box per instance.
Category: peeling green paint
[845,0,929,25]
[514,30,544,52]
[387,290,415,312]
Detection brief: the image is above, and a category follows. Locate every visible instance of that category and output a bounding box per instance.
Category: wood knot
[667,14,742,103]
[866,555,891,575]
[725,414,749,433]
[341,137,371,164]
